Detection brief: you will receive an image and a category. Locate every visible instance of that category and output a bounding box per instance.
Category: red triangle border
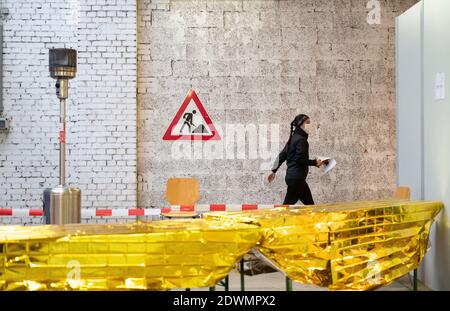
[162,89,221,141]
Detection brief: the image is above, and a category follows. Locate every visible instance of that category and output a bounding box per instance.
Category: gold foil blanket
[204,200,443,290]
[0,200,443,291]
[0,220,260,290]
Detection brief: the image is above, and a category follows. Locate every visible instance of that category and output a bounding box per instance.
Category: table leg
[240,258,245,291]
[286,276,292,291]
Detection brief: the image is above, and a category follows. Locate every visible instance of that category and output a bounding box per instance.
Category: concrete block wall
[137,0,418,207]
[0,0,137,224]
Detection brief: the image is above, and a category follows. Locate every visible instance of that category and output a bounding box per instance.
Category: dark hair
[287,114,309,146]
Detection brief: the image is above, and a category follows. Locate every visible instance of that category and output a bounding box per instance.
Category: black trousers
[283,179,315,205]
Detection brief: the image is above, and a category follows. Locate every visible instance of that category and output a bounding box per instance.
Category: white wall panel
[396,1,423,201]
[421,0,450,291]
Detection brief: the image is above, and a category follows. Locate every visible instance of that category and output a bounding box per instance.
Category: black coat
[272,127,317,180]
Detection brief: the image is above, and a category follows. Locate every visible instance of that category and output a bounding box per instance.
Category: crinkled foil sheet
[204,200,443,290]
[0,220,260,290]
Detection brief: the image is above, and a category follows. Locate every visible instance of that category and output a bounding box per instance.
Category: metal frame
[413,269,418,291]
[238,257,293,291]
[285,277,292,291]
[240,258,245,291]
[209,276,229,291]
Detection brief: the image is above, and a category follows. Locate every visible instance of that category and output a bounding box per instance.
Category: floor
[184,271,431,291]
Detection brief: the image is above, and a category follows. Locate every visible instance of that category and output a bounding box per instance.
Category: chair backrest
[394,186,411,200]
[166,177,200,206]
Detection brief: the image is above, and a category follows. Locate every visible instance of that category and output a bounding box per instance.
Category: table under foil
[204,200,443,290]
[0,220,260,290]
[0,200,443,291]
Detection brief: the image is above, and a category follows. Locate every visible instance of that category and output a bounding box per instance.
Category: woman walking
[268,114,322,205]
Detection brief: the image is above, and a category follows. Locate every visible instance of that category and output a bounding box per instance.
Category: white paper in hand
[318,156,336,177]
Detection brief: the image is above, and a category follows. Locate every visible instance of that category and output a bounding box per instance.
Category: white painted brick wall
[0,0,137,224]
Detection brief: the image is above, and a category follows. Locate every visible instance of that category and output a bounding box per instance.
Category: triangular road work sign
[163,89,221,141]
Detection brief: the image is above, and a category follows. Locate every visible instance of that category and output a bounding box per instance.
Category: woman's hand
[316,159,323,168]
[268,172,276,183]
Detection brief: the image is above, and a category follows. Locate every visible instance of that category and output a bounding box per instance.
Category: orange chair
[394,186,411,200]
[161,177,200,219]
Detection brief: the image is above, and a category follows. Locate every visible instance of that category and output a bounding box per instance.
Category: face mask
[303,123,312,133]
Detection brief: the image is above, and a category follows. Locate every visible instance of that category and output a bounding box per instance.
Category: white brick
[0,0,137,222]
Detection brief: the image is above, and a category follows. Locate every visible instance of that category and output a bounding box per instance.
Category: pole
[59,97,66,186]
[224,275,229,291]
[413,269,418,291]
[240,258,245,291]
[286,276,292,291]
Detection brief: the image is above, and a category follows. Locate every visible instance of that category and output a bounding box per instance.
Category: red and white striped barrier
[0,208,161,218]
[0,204,290,218]
[0,209,45,217]
[82,208,162,217]
[162,204,290,213]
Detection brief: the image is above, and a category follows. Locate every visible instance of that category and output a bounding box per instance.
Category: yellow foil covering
[204,200,443,290]
[0,220,260,291]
